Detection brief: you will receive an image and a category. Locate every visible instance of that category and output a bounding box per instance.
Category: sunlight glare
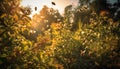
[20,0,78,18]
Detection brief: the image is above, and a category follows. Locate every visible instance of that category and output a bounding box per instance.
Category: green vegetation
[0,0,120,69]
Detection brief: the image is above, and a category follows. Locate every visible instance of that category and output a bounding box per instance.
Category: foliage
[0,0,120,69]
[0,0,33,68]
[32,15,119,69]
[31,6,63,38]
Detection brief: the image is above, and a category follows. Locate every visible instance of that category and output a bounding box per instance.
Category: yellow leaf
[24,46,28,51]
[0,14,7,18]
[14,14,18,21]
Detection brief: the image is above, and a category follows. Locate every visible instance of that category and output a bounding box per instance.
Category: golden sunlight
[20,0,78,18]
